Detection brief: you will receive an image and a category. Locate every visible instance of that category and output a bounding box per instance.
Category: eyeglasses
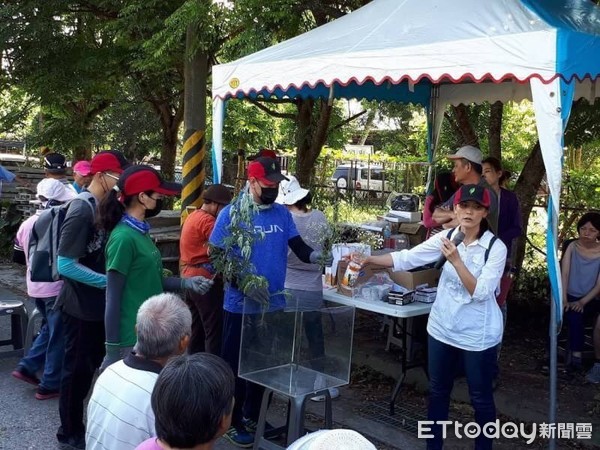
[103,172,120,181]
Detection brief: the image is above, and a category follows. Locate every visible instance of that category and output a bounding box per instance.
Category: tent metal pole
[549,293,557,450]
[548,201,558,450]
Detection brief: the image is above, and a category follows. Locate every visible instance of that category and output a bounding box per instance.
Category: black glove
[246,285,270,305]
[99,344,123,373]
[309,250,333,266]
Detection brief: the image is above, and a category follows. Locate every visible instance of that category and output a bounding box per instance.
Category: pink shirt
[135,438,162,450]
[15,212,63,298]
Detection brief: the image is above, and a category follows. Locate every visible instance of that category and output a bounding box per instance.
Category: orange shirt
[180,209,215,278]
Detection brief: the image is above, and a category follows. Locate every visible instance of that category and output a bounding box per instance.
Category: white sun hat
[276,174,309,206]
[287,429,377,450]
[35,178,77,204]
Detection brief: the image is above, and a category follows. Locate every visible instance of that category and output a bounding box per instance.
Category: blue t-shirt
[209,199,299,313]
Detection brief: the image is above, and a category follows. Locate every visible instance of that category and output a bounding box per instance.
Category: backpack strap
[446,227,496,264]
[70,191,96,218]
[484,235,498,264]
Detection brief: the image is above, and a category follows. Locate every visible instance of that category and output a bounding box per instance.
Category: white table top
[323,288,432,318]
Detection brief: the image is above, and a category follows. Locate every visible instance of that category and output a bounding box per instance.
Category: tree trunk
[295,98,314,185]
[295,99,333,186]
[149,96,184,182]
[160,127,178,181]
[73,145,91,162]
[488,101,503,159]
[452,104,480,148]
[359,109,376,145]
[512,141,545,271]
[147,97,183,208]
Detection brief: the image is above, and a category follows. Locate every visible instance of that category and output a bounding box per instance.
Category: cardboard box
[382,215,413,224]
[336,260,389,297]
[397,222,427,247]
[388,266,439,290]
[387,210,422,222]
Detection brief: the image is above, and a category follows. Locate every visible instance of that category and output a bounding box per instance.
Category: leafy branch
[210,191,270,307]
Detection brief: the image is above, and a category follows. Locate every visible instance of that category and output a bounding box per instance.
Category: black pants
[57,313,105,443]
[221,311,265,428]
[303,311,325,371]
[185,278,224,355]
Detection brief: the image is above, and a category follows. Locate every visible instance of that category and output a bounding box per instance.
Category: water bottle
[383,223,392,249]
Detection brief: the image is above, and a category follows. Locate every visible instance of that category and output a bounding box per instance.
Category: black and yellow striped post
[180,24,208,224]
[181,129,206,223]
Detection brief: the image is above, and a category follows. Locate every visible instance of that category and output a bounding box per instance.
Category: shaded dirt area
[348,307,600,449]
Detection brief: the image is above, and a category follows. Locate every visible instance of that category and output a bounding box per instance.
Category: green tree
[0,1,125,159]
[215,0,372,185]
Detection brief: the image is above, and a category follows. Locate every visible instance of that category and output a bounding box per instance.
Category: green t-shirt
[106,223,163,347]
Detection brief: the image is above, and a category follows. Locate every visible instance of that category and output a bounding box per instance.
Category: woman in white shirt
[365,184,506,450]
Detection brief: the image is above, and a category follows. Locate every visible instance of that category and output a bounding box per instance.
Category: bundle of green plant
[312,220,342,268]
[210,190,270,307]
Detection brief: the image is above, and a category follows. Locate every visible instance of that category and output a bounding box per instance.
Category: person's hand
[568,299,586,313]
[100,344,123,373]
[310,250,333,266]
[440,237,461,266]
[246,285,270,305]
[181,276,213,294]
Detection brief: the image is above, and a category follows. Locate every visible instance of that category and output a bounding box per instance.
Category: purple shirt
[497,188,522,257]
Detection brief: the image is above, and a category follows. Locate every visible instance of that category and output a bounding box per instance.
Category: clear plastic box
[239,296,355,398]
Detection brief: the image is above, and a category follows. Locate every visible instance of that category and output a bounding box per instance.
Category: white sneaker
[310,387,339,402]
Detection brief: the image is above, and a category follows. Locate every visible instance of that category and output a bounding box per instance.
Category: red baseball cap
[90,150,130,175]
[119,165,181,196]
[247,157,288,186]
[247,148,278,161]
[453,184,491,208]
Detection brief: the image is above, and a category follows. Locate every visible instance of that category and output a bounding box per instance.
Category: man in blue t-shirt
[209,156,330,447]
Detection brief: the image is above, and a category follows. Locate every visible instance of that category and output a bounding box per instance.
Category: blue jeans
[221,311,266,428]
[286,289,325,371]
[566,295,600,352]
[18,296,64,390]
[427,335,497,450]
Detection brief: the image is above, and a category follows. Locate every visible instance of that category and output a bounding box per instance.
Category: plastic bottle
[383,223,392,249]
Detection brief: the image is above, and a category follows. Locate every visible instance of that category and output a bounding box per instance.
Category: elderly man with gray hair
[85,293,191,450]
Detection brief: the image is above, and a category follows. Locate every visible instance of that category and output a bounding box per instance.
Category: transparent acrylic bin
[239,296,355,398]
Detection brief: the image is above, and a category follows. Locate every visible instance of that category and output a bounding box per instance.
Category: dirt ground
[349,308,600,449]
[2,259,598,448]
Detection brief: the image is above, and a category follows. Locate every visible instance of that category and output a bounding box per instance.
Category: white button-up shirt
[391,228,507,351]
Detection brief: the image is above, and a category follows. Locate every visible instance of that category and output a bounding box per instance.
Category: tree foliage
[1,0,126,157]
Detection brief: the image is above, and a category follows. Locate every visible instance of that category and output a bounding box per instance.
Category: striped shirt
[284,210,328,292]
[86,353,162,450]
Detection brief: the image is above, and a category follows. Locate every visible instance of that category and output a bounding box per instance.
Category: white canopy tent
[211,0,600,436]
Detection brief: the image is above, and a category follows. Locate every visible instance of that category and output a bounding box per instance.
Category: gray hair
[134,293,192,359]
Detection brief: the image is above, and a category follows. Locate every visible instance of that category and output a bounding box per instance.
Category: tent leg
[548,295,557,450]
